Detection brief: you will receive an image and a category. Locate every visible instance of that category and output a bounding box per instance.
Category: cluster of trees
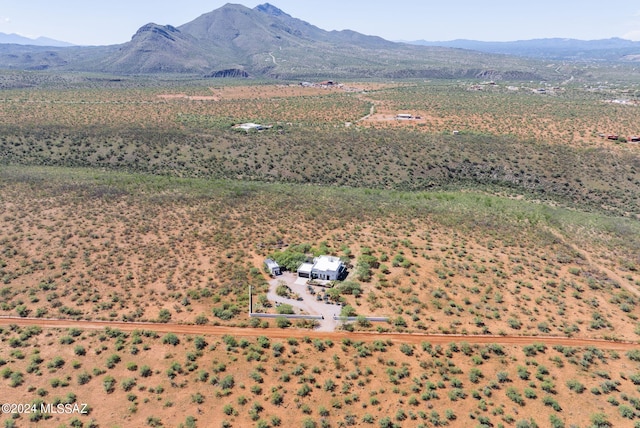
[270,242,336,271]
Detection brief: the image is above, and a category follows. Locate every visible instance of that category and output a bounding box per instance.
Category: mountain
[98,3,546,79]
[407,38,640,61]
[0,3,549,79]
[96,24,215,74]
[0,32,74,47]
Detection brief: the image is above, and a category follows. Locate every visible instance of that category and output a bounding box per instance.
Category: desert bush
[566,379,585,393]
[219,375,235,390]
[276,317,291,328]
[506,387,524,406]
[162,333,180,346]
[157,309,171,323]
[140,365,152,377]
[276,304,294,315]
[590,413,611,427]
[542,395,562,411]
[47,356,65,370]
[103,375,116,393]
[106,354,121,369]
[121,377,137,392]
[77,371,92,385]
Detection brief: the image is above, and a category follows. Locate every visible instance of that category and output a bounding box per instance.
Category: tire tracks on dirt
[545,226,640,298]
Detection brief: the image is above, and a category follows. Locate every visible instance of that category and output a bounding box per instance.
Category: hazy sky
[2,1,640,45]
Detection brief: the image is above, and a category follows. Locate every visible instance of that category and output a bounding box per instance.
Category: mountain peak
[132,23,181,42]
[254,3,291,18]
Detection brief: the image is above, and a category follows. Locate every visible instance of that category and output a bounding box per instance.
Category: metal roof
[265,259,280,269]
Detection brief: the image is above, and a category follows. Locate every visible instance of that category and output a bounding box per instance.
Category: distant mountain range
[0,3,638,78]
[0,32,74,47]
[407,38,640,61]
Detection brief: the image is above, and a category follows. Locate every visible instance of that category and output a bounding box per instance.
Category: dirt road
[1,316,638,350]
[546,226,640,298]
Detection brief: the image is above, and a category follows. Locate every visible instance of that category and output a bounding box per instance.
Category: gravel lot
[268,272,344,332]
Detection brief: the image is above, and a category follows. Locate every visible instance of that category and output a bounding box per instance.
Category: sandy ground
[267,272,341,332]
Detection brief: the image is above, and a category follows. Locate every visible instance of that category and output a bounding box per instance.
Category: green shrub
[276,317,291,328]
[103,375,116,393]
[162,333,180,346]
[590,413,611,428]
[219,375,235,390]
[542,395,562,411]
[140,365,152,377]
[549,414,565,428]
[77,371,92,385]
[9,371,23,387]
[566,379,585,393]
[298,383,312,397]
[121,378,137,392]
[47,356,65,369]
[105,354,121,369]
[157,309,171,323]
[506,387,524,406]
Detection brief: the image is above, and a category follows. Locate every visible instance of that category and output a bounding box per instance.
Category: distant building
[233,123,272,132]
[297,255,346,281]
[264,259,281,276]
[396,113,413,120]
[630,136,640,142]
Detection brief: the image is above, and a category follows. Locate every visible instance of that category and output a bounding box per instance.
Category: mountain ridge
[78,2,550,79]
[406,37,640,61]
[0,32,74,47]
[1,3,633,78]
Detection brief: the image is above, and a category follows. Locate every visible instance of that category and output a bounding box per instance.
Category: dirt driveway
[267,272,343,332]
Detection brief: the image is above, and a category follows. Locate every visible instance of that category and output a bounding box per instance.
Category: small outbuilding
[264,259,281,276]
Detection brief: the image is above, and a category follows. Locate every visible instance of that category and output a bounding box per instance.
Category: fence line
[249,313,324,320]
[333,316,389,322]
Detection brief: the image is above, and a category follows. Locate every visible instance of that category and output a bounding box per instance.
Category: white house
[297,255,346,281]
[264,259,281,276]
[234,123,264,131]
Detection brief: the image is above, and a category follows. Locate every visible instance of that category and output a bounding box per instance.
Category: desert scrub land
[1,324,640,427]
[359,81,640,145]
[1,166,639,342]
[0,76,638,216]
[1,74,639,427]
